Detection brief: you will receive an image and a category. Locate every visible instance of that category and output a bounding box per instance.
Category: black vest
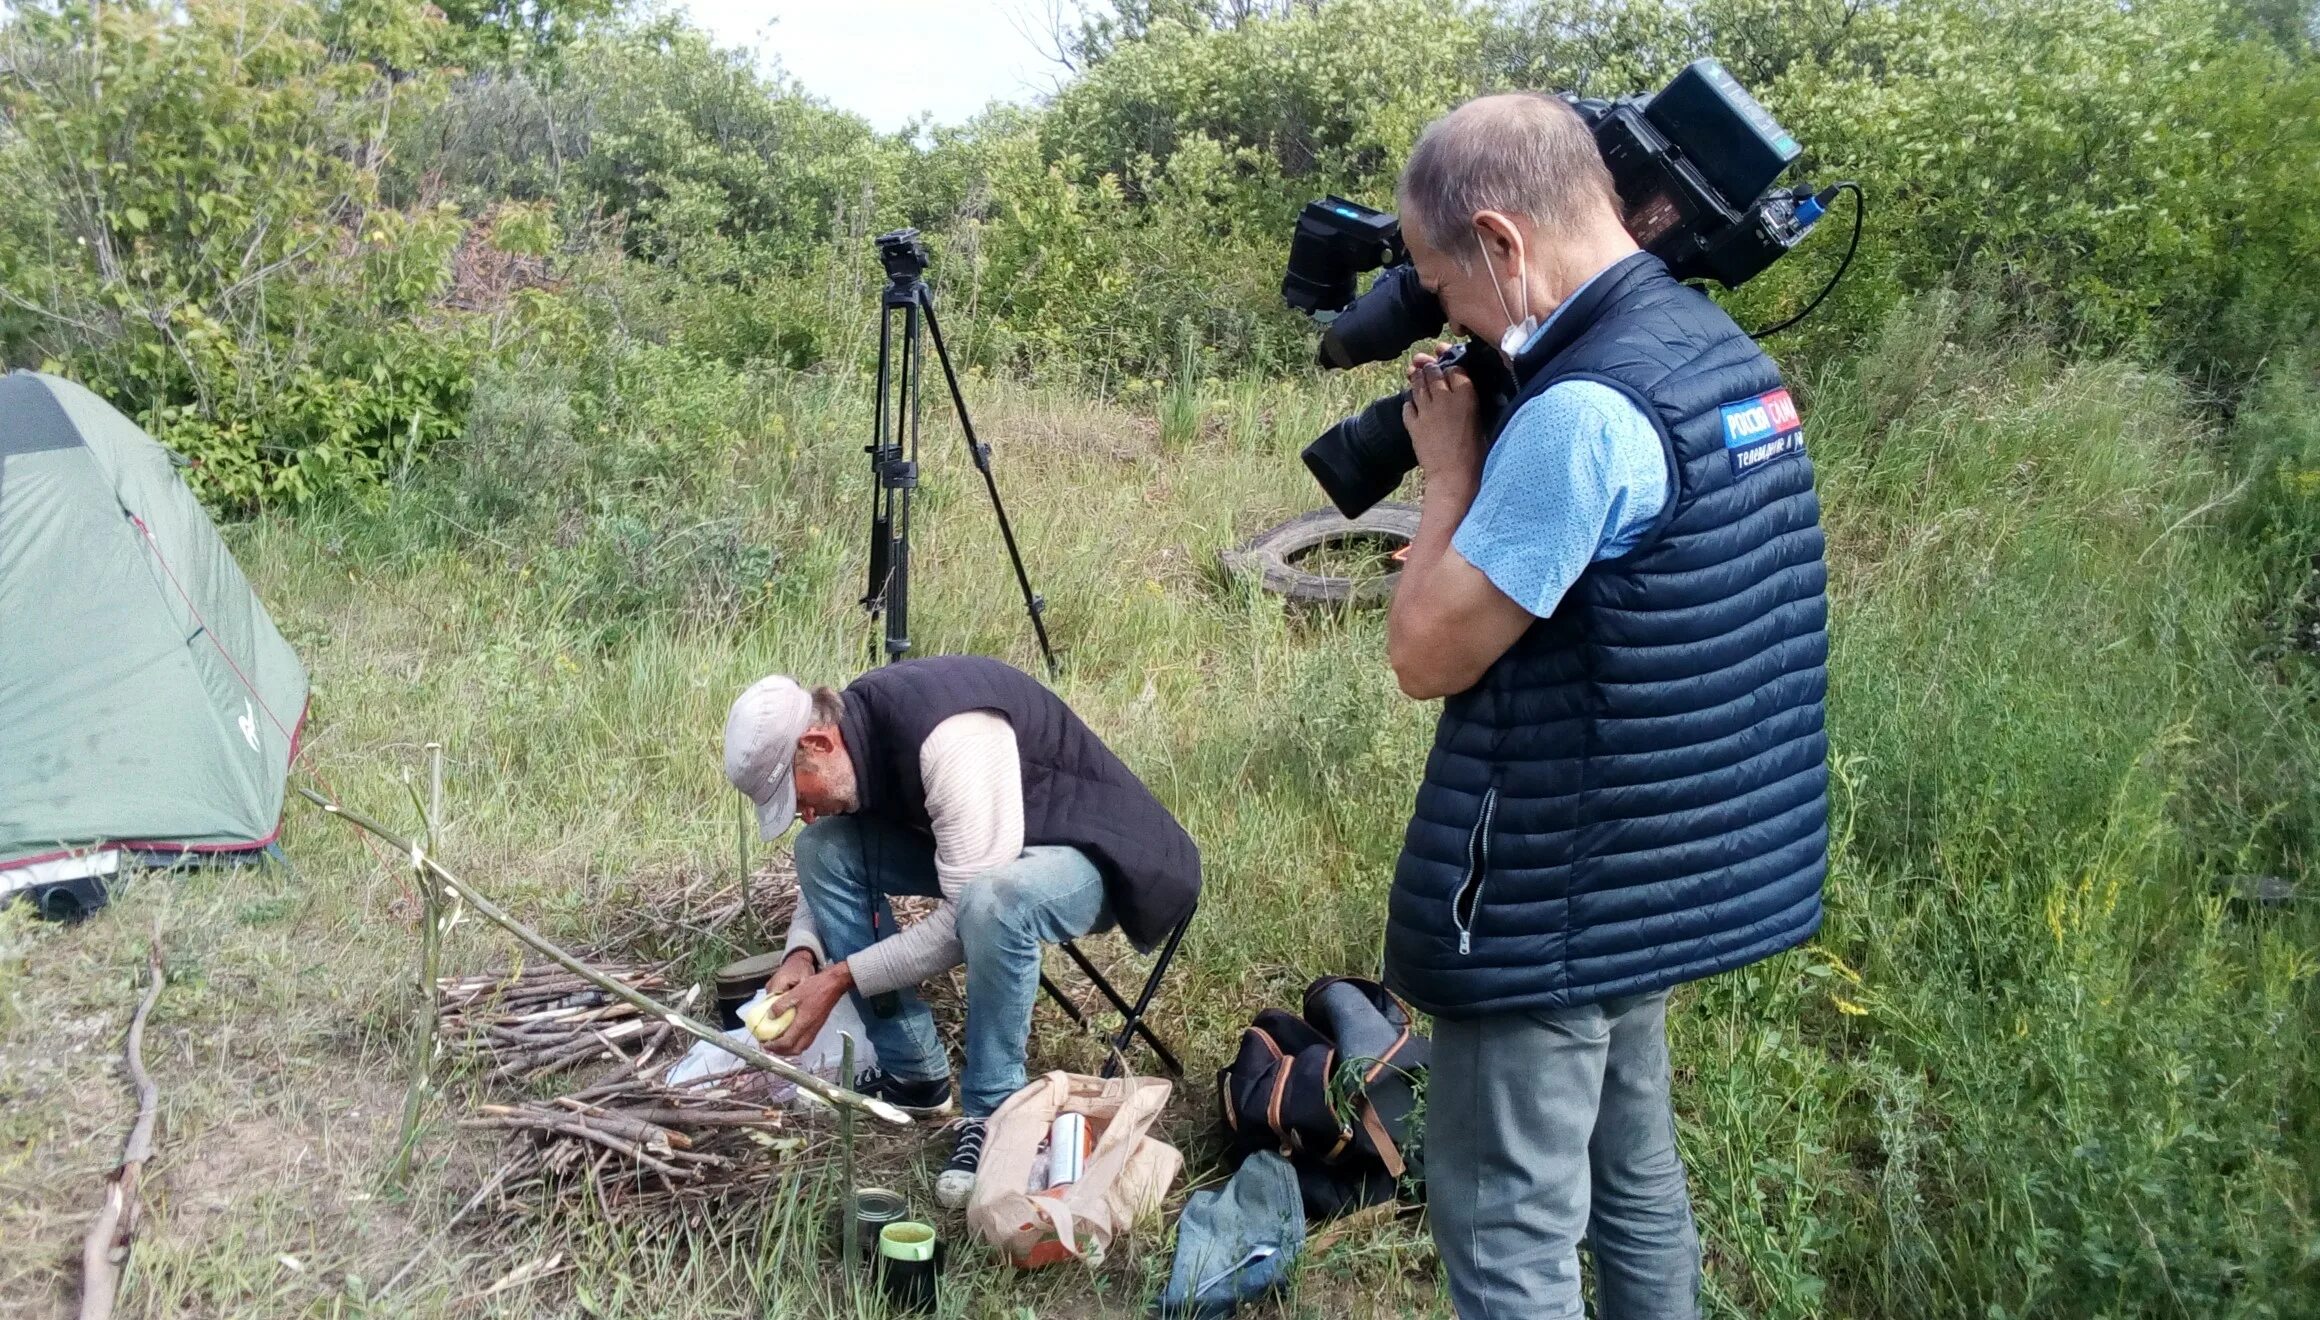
[1385,253,1828,1018]
[838,656,1201,950]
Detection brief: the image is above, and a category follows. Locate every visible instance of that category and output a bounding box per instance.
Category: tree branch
[79,926,166,1320]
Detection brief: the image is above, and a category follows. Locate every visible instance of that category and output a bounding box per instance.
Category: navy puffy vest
[1385,253,1828,1019]
[838,655,1201,951]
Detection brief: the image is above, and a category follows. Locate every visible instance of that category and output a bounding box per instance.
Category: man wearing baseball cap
[724,654,1200,1208]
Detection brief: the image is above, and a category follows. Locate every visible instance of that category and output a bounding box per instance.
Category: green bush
[413,329,796,646]
[0,0,490,508]
[551,19,909,270]
[1002,0,2320,380]
[1040,0,1478,218]
[1743,0,2320,377]
[919,0,1478,378]
[1685,293,2320,1315]
[434,362,587,527]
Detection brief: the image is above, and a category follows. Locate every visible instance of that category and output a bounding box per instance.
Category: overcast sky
[678,0,1074,132]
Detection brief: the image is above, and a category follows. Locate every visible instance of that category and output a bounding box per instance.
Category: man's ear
[1472,210,1525,277]
[797,726,839,756]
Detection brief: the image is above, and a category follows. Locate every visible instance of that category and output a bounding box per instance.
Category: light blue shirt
[1450,268,1668,619]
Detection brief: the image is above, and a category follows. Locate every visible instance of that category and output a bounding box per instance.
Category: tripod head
[876,228,930,293]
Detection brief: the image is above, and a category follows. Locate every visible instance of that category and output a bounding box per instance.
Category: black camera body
[1575,59,1812,289]
[1287,60,1825,517]
[1283,197,1406,321]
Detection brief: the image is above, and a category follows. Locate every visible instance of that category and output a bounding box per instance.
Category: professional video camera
[1285,59,1860,517]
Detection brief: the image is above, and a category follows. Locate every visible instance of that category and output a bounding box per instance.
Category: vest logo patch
[1721,387,1803,477]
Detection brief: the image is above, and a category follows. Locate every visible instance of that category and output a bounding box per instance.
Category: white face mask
[1478,229,1538,359]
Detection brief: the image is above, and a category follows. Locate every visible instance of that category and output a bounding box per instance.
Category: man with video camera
[1379,93,1829,1318]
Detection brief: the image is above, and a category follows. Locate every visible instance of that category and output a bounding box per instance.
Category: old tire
[1219,502,1421,609]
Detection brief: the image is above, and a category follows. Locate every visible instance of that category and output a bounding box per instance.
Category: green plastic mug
[877,1221,939,1311]
[878,1221,936,1262]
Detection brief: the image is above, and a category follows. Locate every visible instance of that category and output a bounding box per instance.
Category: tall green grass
[1685,301,2320,1317]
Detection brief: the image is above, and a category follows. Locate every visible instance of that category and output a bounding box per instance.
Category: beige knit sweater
[781,711,1025,997]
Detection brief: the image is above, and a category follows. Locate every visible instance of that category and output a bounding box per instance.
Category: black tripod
[861,229,1056,674]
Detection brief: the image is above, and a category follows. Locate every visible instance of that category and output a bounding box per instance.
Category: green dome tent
[0,371,308,916]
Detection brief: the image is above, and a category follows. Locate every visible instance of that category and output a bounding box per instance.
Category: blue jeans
[1426,991,1700,1320]
[793,815,1111,1117]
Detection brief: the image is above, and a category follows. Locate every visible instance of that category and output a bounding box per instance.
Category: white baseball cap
[723,675,816,839]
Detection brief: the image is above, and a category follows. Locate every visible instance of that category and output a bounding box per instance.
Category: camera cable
[1750,181,1864,340]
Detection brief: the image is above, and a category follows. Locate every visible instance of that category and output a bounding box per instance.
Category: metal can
[713,950,788,1029]
[854,1186,910,1252]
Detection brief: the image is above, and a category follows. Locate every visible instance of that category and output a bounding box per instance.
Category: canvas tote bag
[966,1070,1181,1269]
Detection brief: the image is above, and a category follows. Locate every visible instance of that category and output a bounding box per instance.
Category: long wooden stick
[79,929,165,1320]
[840,1032,859,1273]
[391,753,446,1185]
[296,788,910,1125]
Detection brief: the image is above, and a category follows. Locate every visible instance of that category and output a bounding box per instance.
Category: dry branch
[439,964,809,1210]
[78,933,165,1320]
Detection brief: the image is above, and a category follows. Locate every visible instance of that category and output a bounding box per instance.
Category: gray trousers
[1426,991,1701,1320]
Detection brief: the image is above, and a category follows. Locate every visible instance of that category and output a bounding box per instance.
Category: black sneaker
[936,1117,986,1209]
[851,1066,955,1119]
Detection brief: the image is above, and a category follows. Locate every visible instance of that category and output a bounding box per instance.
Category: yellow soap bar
[740,999,796,1043]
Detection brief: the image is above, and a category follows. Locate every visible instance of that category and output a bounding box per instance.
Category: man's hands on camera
[1386,341,1534,700]
[1403,344,1482,489]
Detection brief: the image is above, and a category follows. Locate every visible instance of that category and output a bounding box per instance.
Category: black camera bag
[1216,976,1429,1219]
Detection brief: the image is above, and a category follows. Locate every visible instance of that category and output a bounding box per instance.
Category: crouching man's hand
[766,960,853,1056]
[764,948,817,999]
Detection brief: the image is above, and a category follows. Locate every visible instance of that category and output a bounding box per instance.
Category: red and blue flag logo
[1720,387,1803,478]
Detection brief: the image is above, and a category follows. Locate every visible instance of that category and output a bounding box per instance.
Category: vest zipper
[1453,785,1499,955]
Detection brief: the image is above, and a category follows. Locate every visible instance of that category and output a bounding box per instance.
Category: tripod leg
[866,296,924,666]
[918,295,1060,675]
[865,300,897,664]
[887,297,924,663]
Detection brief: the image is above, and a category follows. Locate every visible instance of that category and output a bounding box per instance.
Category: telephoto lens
[1317,265,1445,369]
[1302,393,1419,519]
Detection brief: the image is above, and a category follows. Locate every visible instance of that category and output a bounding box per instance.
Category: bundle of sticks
[438,964,694,1084]
[462,1075,806,1209]
[439,963,813,1209]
